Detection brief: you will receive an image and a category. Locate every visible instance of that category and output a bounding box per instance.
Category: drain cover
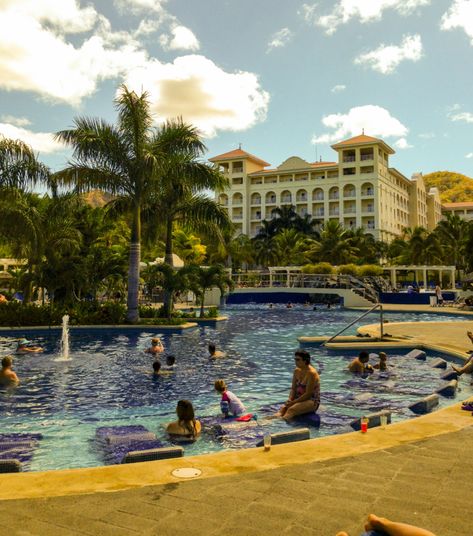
[171,467,202,479]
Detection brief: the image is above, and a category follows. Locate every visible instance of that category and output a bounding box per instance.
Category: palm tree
[433,212,468,269]
[188,265,233,316]
[56,87,212,322]
[0,136,49,190]
[314,220,359,264]
[273,229,317,265]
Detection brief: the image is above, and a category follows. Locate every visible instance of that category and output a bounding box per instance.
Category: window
[360,166,374,174]
[343,167,356,176]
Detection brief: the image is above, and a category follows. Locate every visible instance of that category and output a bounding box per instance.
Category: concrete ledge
[409,394,440,415]
[122,446,183,464]
[350,410,391,431]
[436,380,458,397]
[0,459,22,474]
[2,399,473,501]
[0,322,199,333]
[255,428,310,447]
[190,316,228,326]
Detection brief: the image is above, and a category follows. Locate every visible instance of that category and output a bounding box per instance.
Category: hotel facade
[210,134,442,242]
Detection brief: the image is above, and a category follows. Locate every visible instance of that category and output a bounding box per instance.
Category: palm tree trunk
[163,217,174,317]
[126,204,141,323]
[200,289,206,317]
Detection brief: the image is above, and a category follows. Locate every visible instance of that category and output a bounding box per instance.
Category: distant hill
[82,190,114,208]
[423,171,473,203]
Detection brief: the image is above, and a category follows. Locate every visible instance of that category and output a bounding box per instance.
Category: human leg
[452,359,473,375]
[364,514,436,536]
[282,400,317,420]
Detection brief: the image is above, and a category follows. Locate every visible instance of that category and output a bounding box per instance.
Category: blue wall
[379,292,456,305]
[226,292,342,304]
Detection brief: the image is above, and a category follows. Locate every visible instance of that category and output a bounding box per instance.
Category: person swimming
[208,343,225,359]
[348,351,374,374]
[16,338,43,354]
[0,355,19,386]
[373,352,388,372]
[166,400,201,440]
[145,337,164,355]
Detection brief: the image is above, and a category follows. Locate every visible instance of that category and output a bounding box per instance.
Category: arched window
[281,190,292,204]
[296,189,308,202]
[265,191,276,204]
[329,186,339,200]
[219,194,228,206]
[232,192,243,205]
[251,193,261,205]
[362,182,374,196]
[343,184,356,198]
[312,188,324,201]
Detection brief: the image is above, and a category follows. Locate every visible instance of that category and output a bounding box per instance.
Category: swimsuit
[295,376,320,406]
[221,391,246,416]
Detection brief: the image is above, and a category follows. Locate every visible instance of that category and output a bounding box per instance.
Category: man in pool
[16,338,43,354]
[348,351,374,374]
[277,349,320,420]
[0,355,19,385]
[208,343,225,359]
[145,337,164,355]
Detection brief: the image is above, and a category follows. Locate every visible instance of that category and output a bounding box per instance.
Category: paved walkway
[1,423,472,536]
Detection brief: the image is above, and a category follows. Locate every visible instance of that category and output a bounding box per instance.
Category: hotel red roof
[208,148,270,167]
[331,134,395,154]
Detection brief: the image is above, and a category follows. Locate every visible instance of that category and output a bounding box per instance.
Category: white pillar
[423,269,427,290]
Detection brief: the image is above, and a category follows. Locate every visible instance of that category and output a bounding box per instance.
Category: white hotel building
[210,134,442,242]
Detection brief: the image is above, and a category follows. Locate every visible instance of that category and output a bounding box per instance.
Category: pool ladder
[322,303,384,346]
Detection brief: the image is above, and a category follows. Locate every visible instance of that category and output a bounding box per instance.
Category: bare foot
[467,331,473,342]
[365,514,436,536]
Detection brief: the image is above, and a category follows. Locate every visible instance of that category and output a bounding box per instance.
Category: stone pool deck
[1,314,473,535]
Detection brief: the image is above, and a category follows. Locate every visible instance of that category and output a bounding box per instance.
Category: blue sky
[1,0,473,179]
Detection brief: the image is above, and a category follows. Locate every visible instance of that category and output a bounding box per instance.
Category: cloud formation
[267,28,293,52]
[0,122,63,153]
[441,0,473,44]
[312,105,408,146]
[331,84,346,93]
[301,0,431,35]
[160,25,200,51]
[123,55,270,137]
[354,34,423,74]
[466,152,473,158]
[450,111,473,123]
[394,138,413,149]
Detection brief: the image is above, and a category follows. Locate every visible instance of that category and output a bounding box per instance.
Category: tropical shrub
[358,264,384,277]
[301,263,334,274]
[337,264,359,276]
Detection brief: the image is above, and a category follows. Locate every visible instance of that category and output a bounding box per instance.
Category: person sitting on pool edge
[208,343,225,359]
[214,379,246,418]
[451,331,473,376]
[16,338,43,354]
[348,351,374,374]
[0,356,19,386]
[336,513,436,536]
[145,337,164,355]
[277,349,320,421]
[373,352,388,372]
[166,400,201,440]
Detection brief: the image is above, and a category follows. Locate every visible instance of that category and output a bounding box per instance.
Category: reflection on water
[0,306,471,470]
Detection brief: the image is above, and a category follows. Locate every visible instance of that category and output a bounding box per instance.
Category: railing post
[380,304,384,339]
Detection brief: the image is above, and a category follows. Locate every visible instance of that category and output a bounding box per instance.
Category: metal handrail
[322,303,384,346]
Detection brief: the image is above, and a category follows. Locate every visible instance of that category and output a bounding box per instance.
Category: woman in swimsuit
[166,400,201,440]
[277,349,320,420]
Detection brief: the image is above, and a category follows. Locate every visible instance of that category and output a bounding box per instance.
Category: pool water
[0,306,471,471]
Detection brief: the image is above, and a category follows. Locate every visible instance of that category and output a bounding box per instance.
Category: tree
[313,220,359,264]
[0,136,49,190]
[56,87,211,322]
[188,265,233,316]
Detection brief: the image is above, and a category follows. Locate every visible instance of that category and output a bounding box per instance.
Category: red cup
[361,421,368,433]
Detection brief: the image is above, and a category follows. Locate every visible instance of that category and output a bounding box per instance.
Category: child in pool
[214,379,246,417]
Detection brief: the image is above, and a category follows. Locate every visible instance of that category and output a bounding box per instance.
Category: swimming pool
[1,307,471,471]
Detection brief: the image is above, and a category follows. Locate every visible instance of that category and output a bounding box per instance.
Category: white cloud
[466,152,473,158]
[393,138,413,149]
[450,111,473,123]
[301,0,431,35]
[123,55,270,137]
[0,115,31,127]
[0,122,63,153]
[312,105,408,145]
[354,34,423,74]
[114,0,168,15]
[331,84,346,93]
[0,1,149,105]
[160,26,200,51]
[267,28,293,52]
[441,0,473,44]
